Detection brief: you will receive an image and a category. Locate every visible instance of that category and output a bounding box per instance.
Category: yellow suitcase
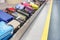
[30,2,39,10]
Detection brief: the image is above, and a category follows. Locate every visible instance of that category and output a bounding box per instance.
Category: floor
[20,1,50,40]
[48,0,60,40]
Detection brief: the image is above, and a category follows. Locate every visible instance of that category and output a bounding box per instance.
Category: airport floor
[20,1,50,40]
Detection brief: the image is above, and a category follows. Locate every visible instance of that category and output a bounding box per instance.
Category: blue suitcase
[15,4,25,10]
[0,10,14,23]
[0,21,14,40]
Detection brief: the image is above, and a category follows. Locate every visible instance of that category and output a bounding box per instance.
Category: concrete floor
[20,2,50,40]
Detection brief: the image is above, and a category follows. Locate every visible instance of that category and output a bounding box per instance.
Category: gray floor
[20,2,50,40]
[48,0,60,40]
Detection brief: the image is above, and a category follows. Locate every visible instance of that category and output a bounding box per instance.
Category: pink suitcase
[22,2,31,7]
[25,6,34,14]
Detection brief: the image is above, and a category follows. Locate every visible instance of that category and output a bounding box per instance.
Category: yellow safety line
[41,0,53,40]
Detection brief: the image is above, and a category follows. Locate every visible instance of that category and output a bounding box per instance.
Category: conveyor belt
[20,2,50,40]
[48,0,60,40]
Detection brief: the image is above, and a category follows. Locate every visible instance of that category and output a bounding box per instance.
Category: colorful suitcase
[15,4,25,10]
[8,20,20,29]
[30,2,39,10]
[16,13,27,21]
[0,21,14,40]
[25,6,34,14]
[22,2,31,7]
[0,10,14,23]
[16,10,30,17]
[16,18,24,27]
[5,8,16,15]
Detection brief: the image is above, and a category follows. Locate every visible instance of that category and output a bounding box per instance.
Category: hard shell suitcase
[30,2,39,10]
[15,4,25,10]
[16,10,30,17]
[2,33,12,40]
[8,20,20,29]
[16,13,27,21]
[5,8,16,15]
[25,6,34,14]
[0,10,14,23]
[10,12,27,21]
[22,2,31,7]
[0,21,14,40]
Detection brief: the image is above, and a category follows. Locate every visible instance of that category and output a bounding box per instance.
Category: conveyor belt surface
[48,0,60,40]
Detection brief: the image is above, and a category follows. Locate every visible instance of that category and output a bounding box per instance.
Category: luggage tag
[8,20,20,29]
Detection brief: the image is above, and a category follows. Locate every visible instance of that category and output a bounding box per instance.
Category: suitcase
[5,8,16,15]
[16,18,24,27]
[0,21,14,40]
[11,12,19,18]
[16,10,30,17]
[0,10,14,23]
[4,8,18,18]
[2,33,12,40]
[15,4,25,10]
[30,2,39,10]
[25,6,34,14]
[16,13,27,21]
[10,12,27,21]
[22,2,31,7]
[8,20,20,29]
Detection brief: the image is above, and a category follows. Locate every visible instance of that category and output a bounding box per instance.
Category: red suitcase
[5,8,16,15]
